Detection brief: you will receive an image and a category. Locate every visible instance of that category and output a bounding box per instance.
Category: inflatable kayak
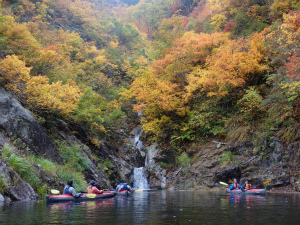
[117,190,131,196]
[46,191,117,203]
[226,188,266,195]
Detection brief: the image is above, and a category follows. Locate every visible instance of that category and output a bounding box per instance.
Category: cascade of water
[133,167,150,190]
[130,125,150,190]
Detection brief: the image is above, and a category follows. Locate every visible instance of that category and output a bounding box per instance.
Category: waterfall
[133,167,150,190]
[130,126,150,190]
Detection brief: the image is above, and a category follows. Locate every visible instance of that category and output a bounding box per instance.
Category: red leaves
[286,54,300,80]
[224,22,235,32]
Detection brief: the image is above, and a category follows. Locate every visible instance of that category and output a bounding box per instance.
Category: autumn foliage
[1,0,300,146]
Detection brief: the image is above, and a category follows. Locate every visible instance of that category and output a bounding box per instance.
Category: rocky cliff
[144,139,300,192]
[0,86,143,202]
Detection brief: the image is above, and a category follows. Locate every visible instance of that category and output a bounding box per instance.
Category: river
[1,190,300,225]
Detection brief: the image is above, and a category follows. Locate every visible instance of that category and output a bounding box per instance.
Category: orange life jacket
[233,183,240,188]
[245,183,252,190]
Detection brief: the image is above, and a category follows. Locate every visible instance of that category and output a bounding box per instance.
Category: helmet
[233,178,237,182]
[89,180,96,186]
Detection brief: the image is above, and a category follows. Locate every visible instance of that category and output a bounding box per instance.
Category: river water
[1,190,300,225]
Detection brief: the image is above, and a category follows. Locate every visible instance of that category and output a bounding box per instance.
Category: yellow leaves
[128,71,185,118]
[25,77,82,114]
[109,41,119,49]
[0,55,82,115]
[141,115,173,140]
[0,55,31,92]
[210,14,227,31]
[207,0,231,15]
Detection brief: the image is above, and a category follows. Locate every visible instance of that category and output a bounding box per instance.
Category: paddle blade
[219,182,228,186]
[135,190,143,193]
[263,179,271,184]
[86,194,96,198]
[51,189,60,195]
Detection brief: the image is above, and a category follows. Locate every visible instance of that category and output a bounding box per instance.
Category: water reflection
[1,191,300,225]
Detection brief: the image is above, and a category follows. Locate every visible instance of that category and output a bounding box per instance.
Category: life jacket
[122,183,128,191]
[87,185,94,194]
[245,183,252,190]
[233,183,240,189]
[63,185,71,194]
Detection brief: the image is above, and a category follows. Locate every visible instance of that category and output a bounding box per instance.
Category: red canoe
[46,191,117,203]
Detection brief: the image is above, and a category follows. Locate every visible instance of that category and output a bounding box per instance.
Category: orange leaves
[152,32,229,83]
[186,31,268,98]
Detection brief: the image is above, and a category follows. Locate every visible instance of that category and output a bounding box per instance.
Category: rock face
[144,138,300,192]
[0,86,140,201]
[144,144,170,189]
[0,87,60,162]
[0,157,37,201]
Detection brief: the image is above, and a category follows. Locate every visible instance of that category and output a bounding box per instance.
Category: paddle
[252,179,271,189]
[51,189,60,194]
[85,194,96,198]
[219,182,228,186]
[135,190,143,193]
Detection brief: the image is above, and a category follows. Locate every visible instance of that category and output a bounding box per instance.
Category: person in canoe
[87,180,104,194]
[241,180,252,191]
[116,180,132,192]
[229,178,241,190]
[63,180,82,198]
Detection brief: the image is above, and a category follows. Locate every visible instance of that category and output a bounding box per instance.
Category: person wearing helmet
[229,178,241,190]
[63,180,82,198]
[116,180,131,192]
[87,180,104,194]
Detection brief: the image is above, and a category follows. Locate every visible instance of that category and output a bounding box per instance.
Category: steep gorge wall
[0,87,141,202]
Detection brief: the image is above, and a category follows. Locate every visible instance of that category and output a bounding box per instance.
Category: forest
[1,0,300,169]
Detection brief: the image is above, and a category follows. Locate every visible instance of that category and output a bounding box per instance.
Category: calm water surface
[1,190,300,225]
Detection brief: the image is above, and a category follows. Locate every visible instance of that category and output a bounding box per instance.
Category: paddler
[63,180,82,198]
[116,180,132,192]
[241,180,252,191]
[87,180,104,194]
[229,178,241,190]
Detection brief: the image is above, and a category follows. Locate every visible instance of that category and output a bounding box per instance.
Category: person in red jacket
[87,180,103,194]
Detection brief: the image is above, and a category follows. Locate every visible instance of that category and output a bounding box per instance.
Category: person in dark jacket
[63,180,82,198]
[116,180,131,191]
[241,180,252,191]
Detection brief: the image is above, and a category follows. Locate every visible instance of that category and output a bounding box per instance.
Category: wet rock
[0,87,61,162]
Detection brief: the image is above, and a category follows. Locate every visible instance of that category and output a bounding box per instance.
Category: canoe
[46,191,117,203]
[116,190,131,196]
[226,188,266,195]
